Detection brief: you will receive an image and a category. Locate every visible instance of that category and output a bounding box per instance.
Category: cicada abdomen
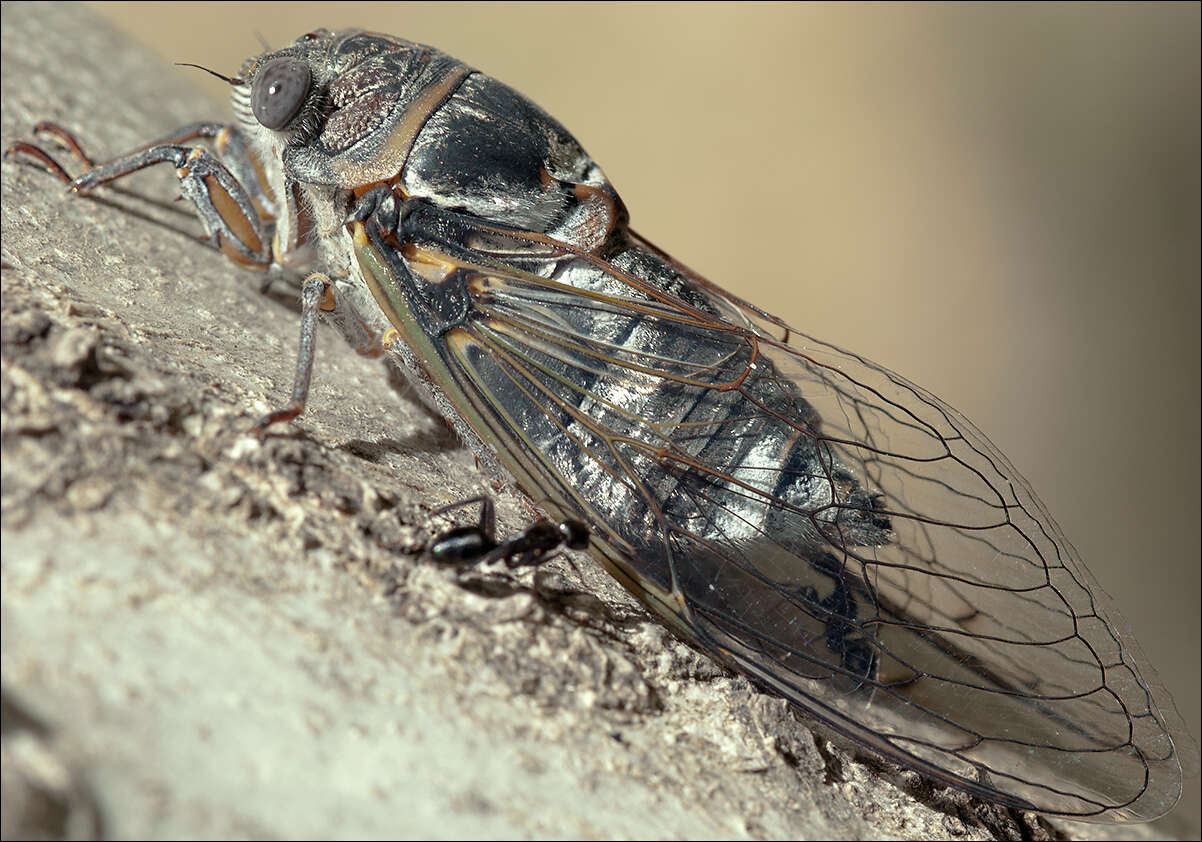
[7,27,1194,823]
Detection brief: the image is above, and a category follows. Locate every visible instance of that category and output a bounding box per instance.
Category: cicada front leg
[6,121,328,435]
[5,121,274,271]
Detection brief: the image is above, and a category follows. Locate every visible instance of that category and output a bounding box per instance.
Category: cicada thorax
[234,30,626,273]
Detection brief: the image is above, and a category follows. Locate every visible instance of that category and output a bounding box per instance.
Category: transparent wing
[394,218,1192,821]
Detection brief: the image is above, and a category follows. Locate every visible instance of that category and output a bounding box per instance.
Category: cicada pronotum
[7,28,1195,824]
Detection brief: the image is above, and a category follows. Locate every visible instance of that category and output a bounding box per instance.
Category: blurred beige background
[86,1,1201,829]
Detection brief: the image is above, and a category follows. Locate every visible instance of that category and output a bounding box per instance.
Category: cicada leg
[7,121,332,435]
[5,122,274,270]
[249,272,335,435]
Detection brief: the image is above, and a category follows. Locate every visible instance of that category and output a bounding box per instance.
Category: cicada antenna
[175,63,245,86]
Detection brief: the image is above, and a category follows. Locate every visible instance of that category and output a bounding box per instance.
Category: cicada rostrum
[6,28,1194,823]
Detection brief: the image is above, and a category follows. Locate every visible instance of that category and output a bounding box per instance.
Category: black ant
[428,496,589,569]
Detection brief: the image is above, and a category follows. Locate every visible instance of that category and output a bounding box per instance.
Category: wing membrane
[389,218,1189,821]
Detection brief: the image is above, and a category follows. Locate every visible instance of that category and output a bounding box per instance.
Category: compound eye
[251,58,311,130]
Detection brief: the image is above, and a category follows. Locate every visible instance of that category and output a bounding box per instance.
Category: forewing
[390,220,1191,821]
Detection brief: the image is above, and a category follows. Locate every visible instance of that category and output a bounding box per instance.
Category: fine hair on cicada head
[8,27,1195,825]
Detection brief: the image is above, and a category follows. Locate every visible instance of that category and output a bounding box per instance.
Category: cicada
[7,28,1193,823]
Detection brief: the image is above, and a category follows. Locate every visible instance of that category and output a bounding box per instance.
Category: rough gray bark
[0,4,1164,839]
